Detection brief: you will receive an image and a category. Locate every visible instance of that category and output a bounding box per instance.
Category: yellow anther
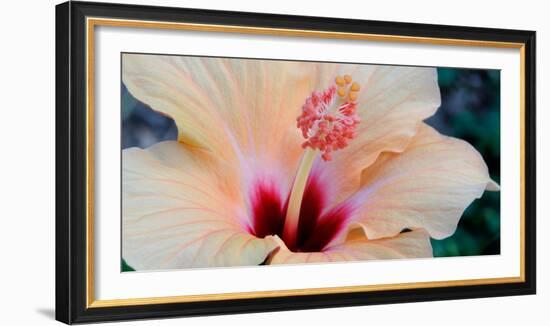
[349,91,358,101]
[344,75,352,84]
[351,82,360,92]
[337,87,346,97]
[335,76,345,86]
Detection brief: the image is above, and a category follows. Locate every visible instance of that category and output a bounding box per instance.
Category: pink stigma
[296,75,362,161]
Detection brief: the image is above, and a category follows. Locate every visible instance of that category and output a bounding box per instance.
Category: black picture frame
[56,1,536,324]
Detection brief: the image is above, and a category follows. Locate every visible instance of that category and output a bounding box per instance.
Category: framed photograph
[56,1,536,324]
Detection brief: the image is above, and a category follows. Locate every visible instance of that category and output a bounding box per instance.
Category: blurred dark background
[121,66,500,265]
[121,84,178,149]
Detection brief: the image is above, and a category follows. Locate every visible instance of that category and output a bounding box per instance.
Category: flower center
[249,173,353,253]
[248,75,361,252]
[280,75,362,249]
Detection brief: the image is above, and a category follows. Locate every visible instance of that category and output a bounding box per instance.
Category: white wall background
[0,0,545,325]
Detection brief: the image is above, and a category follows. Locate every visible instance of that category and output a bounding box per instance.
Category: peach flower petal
[350,124,499,240]
[122,54,312,191]
[122,141,278,270]
[268,229,432,264]
[313,65,441,205]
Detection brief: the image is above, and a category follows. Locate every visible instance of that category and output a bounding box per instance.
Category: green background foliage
[120,65,501,271]
[122,259,135,272]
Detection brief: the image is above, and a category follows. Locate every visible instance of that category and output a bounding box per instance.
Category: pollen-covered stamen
[296,75,362,161]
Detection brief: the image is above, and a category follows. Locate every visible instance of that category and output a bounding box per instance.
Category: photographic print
[121,53,501,272]
[56,3,535,322]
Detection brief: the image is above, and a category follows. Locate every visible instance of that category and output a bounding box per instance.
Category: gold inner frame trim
[85,17,527,309]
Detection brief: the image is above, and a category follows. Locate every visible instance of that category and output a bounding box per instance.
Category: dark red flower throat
[248,172,351,253]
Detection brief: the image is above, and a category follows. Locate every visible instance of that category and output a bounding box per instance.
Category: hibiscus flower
[121,54,499,270]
